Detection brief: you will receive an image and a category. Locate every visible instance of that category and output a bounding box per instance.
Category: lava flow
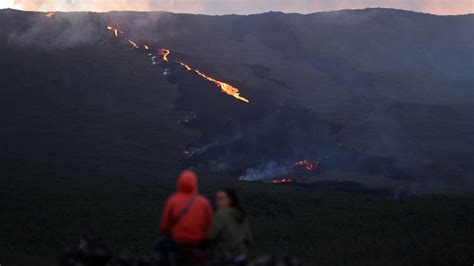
[293,160,319,171]
[45,12,55,18]
[195,70,250,103]
[177,61,192,71]
[271,178,294,184]
[128,40,139,49]
[105,24,250,103]
[107,25,120,37]
[265,161,318,184]
[159,49,170,62]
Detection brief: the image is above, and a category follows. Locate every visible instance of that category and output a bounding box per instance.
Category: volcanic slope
[99,9,474,188]
[1,8,474,266]
[0,9,198,265]
[2,8,474,188]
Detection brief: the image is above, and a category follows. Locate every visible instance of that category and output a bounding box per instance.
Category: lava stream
[159,49,170,61]
[271,178,294,184]
[177,61,192,71]
[128,40,139,48]
[195,70,250,103]
[45,12,55,18]
[105,25,250,103]
[177,60,250,103]
[106,25,119,37]
[293,160,319,171]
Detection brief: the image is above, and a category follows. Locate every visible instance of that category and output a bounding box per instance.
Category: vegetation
[2,170,474,265]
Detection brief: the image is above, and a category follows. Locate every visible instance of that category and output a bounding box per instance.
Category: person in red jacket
[156,170,213,264]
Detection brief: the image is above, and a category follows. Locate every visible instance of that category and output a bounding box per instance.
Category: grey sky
[2,0,472,15]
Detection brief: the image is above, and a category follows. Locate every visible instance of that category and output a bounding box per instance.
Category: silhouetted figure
[156,170,213,265]
[207,188,252,265]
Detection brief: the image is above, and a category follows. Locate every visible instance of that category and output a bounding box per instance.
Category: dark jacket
[207,207,252,254]
[160,171,213,244]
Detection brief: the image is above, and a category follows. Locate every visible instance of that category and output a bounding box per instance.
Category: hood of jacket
[177,170,198,194]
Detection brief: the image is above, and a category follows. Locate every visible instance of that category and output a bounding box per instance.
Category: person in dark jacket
[207,188,252,263]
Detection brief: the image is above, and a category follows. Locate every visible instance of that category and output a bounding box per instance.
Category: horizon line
[1,7,473,17]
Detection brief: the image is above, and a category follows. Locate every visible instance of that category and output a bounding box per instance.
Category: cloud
[7,0,474,15]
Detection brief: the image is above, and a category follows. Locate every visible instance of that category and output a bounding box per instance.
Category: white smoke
[6,12,103,49]
[239,161,290,181]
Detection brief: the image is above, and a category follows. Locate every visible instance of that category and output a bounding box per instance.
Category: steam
[4,10,166,49]
[6,0,473,15]
[6,12,101,48]
[239,161,290,181]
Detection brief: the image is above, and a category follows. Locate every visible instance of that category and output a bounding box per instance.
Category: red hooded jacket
[160,170,213,244]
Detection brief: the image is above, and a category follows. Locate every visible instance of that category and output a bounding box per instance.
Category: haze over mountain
[1,8,473,192]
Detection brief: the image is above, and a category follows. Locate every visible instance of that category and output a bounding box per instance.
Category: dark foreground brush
[58,234,301,266]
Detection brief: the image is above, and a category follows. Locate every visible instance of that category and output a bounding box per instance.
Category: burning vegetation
[105,25,250,103]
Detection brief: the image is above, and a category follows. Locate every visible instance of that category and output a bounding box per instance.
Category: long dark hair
[219,187,246,222]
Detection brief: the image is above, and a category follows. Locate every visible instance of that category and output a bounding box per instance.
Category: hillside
[0,8,474,266]
[2,8,473,190]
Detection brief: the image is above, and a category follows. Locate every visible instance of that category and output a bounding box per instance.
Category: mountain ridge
[1,7,473,16]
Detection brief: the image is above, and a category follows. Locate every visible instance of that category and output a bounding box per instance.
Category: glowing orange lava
[45,12,55,18]
[293,160,319,171]
[103,24,250,103]
[128,40,139,48]
[177,61,192,71]
[159,49,170,61]
[271,178,294,184]
[195,70,250,103]
[106,25,119,37]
